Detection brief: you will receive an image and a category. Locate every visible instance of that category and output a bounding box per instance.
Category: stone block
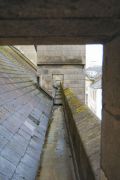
[18,129,32,141]
[21,154,39,168]
[0,156,16,178]
[15,162,37,180]
[21,123,34,136]
[0,173,9,180]
[7,138,28,156]
[62,87,100,180]
[0,125,13,140]
[0,135,8,152]
[1,146,21,166]
[3,118,22,134]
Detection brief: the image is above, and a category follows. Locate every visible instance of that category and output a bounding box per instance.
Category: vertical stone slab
[102,36,120,180]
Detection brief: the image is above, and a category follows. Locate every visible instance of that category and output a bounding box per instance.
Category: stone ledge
[61,87,101,180]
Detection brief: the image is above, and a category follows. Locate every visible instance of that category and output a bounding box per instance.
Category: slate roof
[0,46,53,180]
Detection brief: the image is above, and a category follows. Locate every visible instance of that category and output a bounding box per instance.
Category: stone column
[101,36,120,180]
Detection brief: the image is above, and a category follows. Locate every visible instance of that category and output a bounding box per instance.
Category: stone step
[54,99,62,105]
[55,95,61,99]
[56,92,61,95]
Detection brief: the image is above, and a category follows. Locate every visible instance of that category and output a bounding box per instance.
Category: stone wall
[15,45,37,65]
[61,87,101,180]
[37,65,85,102]
[37,45,85,102]
[101,36,120,180]
[37,45,85,64]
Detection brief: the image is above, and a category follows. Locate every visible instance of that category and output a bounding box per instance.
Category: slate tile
[29,138,43,151]
[26,145,41,160]
[12,174,28,180]
[18,129,32,141]
[0,172,9,180]
[30,110,42,121]
[28,114,40,125]
[1,146,21,166]
[0,135,8,152]
[0,47,53,180]
[13,134,28,146]
[15,162,37,180]
[7,139,28,156]
[0,156,16,178]
[0,107,10,124]
[33,129,45,139]
[3,119,22,134]
[21,123,34,136]
[26,117,38,128]
[0,125,13,140]
[21,154,39,168]
[37,126,46,136]
[18,108,32,119]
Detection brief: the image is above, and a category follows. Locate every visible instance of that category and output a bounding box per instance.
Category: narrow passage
[37,106,76,180]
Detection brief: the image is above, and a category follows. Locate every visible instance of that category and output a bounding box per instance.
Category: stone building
[0,1,119,180]
[37,45,85,102]
[85,66,102,119]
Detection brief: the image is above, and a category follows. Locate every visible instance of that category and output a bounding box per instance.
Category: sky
[86,44,103,68]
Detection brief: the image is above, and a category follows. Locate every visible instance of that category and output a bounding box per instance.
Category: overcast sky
[86,44,103,68]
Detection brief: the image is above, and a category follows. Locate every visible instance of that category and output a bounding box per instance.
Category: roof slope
[0,46,53,180]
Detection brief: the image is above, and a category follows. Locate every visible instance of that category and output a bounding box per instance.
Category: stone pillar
[101,36,120,180]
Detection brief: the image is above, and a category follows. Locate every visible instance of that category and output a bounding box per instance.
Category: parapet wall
[61,87,101,180]
[14,45,37,66]
[37,45,85,65]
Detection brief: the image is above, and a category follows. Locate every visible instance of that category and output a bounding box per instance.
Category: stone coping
[62,87,101,180]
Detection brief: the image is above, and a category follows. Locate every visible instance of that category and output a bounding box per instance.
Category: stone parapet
[61,87,101,180]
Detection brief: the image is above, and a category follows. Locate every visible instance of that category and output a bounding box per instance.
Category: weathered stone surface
[0,0,119,44]
[18,128,32,141]
[0,125,13,140]
[62,87,101,180]
[1,146,21,166]
[37,45,85,64]
[0,46,53,179]
[0,0,120,18]
[102,36,120,180]
[0,156,16,178]
[0,136,8,152]
[0,173,9,180]
[21,154,39,168]
[15,162,37,180]
[37,64,85,103]
[15,45,37,66]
